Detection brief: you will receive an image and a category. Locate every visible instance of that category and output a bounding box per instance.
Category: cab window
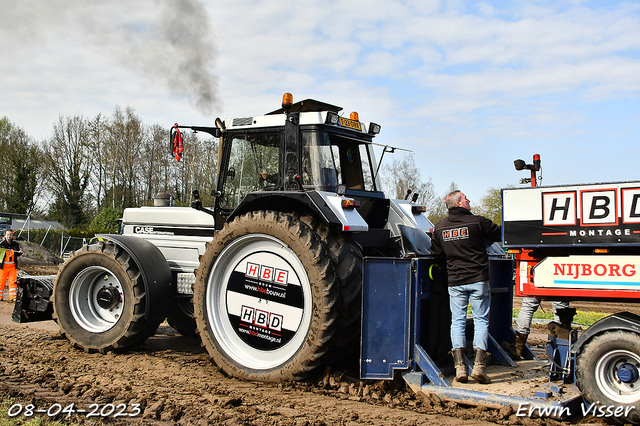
[301,132,339,190]
[221,133,280,209]
[301,130,377,192]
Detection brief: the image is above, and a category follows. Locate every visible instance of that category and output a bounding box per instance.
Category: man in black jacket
[430,191,501,384]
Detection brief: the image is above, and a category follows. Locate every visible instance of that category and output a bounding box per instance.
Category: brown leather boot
[471,349,491,384]
[500,340,520,360]
[515,332,528,358]
[451,348,468,383]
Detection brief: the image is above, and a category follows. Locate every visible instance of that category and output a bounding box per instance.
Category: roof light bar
[326,111,340,125]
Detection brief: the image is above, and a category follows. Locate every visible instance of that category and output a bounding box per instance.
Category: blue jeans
[516,297,570,335]
[448,281,491,351]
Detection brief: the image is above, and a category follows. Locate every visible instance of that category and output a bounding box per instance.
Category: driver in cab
[259,171,278,187]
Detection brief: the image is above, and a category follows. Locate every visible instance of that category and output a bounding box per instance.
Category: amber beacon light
[282,93,293,109]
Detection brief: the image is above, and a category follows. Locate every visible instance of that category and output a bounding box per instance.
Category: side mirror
[404,189,412,200]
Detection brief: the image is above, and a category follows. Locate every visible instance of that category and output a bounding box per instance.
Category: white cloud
[1,0,639,201]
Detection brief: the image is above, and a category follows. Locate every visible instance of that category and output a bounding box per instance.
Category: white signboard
[534,255,640,290]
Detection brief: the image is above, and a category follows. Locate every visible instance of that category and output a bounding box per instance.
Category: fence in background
[2,212,85,258]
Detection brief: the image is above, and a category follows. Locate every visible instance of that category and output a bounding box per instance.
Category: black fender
[96,234,174,322]
[229,191,342,227]
[571,311,640,355]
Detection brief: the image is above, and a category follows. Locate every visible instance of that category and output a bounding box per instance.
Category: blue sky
[1,0,639,204]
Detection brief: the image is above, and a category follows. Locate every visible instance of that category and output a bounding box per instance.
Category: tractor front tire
[194,211,340,382]
[52,242,162,353]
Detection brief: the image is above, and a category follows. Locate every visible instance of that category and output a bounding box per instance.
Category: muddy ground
[0,264,635,425]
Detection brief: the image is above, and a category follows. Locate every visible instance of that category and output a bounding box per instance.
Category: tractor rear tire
[576,330,640,424]
[52,241,163,353]
[298,214,363,361]
[194,211,340,382]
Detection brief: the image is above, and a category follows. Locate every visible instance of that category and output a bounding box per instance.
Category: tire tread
[194,211,340,382]
[53,242,161,353]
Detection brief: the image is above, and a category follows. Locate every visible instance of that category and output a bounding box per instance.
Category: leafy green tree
[90,206,123,233]
[7,141,43,214]
[0,117,45,214]
[475,186,512,226]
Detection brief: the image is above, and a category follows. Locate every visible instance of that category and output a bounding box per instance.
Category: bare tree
[87,113,110,209]
[429,182,458,225]
[111,106,144,209]
[184,132,218,206]
[94,106,145,211]
[140,124,170,204]
[45,115,92,228]
[36,107,221,225]
[380,154,437,209]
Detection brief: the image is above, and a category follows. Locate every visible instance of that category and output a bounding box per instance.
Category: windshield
[301,131,378,192]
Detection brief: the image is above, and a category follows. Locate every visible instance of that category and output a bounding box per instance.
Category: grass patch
[464,305,608,326]
[512,309,608,326]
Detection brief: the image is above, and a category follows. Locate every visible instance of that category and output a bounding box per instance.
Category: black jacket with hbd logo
[430,207,502,287]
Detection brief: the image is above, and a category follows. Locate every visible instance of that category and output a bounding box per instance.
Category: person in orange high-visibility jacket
[0,230,23,302]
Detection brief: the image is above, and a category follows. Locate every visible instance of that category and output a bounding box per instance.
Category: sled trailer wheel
[576,330,640,424]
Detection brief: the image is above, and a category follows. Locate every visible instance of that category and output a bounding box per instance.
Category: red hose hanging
[172,123,183,162]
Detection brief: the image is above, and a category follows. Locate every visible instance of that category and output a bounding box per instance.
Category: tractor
[51,93,433,382]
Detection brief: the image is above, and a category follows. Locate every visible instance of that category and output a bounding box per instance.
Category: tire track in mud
[0,301,582,426]
[0,374,143,425]
[0,325,228,424]
[0,323,511,425]
[4,266,629,425]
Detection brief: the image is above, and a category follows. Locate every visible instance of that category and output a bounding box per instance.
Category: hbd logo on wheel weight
[245,262,289,285]
[240,305,283,332]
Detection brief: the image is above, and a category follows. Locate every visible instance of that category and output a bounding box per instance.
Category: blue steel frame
[360,258,413,380]
[361,255,582,414]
